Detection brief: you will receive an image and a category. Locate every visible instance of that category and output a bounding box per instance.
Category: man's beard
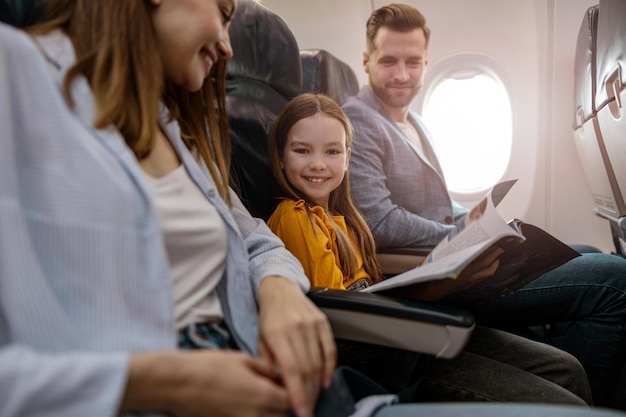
[370,81,420,109]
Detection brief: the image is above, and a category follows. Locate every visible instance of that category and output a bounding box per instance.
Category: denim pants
[415,326,591,405]
[339,325,591,405]
[476,253,626,406]
[178,322,235,350]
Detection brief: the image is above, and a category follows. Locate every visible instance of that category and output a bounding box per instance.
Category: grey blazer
[344,86,468,249]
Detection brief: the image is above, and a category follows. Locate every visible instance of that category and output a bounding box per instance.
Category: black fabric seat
[226,0,302,220]
[0,0,45,27]
[300,48,360,106]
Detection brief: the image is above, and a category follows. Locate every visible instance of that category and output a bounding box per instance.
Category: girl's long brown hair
[270,93,383,283]
[29,0,231,204]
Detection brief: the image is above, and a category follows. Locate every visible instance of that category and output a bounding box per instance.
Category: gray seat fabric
[573,1,626,257]
[301,48,360,106]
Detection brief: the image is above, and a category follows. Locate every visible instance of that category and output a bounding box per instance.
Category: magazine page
[361,240,493,293]
[424,179,520,263]
[364,220,578,309]
[363,180,521,295]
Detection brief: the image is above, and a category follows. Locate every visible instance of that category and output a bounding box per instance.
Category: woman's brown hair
[270,93,383,284]
[29,0,231,204]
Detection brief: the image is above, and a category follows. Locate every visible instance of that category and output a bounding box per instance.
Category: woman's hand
[121,350,290,417]
[398,247,504,302]
[256,276,337,417]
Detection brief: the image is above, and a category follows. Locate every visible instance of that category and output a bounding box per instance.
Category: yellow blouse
[267,199,370,290]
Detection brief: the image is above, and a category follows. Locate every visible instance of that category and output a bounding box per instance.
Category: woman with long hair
[0,1,335,416]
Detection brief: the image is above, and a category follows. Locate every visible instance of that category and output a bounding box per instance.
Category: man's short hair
[366,3,431,52]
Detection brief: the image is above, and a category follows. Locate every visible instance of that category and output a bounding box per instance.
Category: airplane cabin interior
[2,0,626,414]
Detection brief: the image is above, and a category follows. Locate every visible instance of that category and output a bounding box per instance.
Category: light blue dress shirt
[0,24,308,416]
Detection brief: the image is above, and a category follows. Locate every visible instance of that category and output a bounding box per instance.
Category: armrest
[376,246,432,275]
[307,287,474,359]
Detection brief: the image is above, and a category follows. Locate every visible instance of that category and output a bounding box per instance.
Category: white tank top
[144,165,227,330]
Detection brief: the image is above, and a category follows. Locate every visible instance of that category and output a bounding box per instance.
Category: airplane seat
[594,0,626,257]
[0,0,45,27]
[300,48,360,106]
[226,0,474,359]
[225,0,301,220]
[572,3,626,258]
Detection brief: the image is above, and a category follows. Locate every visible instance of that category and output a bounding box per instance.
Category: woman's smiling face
[149,0,237,92]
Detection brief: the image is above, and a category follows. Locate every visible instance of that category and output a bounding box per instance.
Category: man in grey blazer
[343,7,466,250]
[343,2,626,408]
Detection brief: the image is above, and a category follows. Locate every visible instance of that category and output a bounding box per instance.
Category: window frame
[413,53,514,204]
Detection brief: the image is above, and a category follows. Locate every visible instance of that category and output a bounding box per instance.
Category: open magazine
[361,179,581,310]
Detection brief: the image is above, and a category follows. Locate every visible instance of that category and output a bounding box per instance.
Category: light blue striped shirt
[0,24,308,416]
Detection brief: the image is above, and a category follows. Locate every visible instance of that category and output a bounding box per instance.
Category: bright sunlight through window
[422,73,512,194]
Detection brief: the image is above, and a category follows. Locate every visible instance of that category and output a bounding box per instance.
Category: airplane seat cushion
[300,48,360,105]
[226,86,287,219]
[227,0,301,99]
[226,0,303,219]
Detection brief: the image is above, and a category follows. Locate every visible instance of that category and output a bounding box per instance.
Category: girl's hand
[256,276,337,417]
[121,350,290,417]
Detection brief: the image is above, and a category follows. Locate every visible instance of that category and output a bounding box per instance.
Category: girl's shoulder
[270,199,331,226]
[273,198,316,214]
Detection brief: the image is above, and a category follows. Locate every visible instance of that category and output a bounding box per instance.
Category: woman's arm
[0,345,129,417]
[256,277,336,417]
[229,190,311,291]
[268,201,347,289]
[228,196,337,417]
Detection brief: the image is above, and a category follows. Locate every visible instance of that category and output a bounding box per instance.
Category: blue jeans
[476,253,626,406]
[178,322,235,350]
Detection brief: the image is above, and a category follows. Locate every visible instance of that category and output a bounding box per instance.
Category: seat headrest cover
[300,48,360,106]
[227,0,301,99]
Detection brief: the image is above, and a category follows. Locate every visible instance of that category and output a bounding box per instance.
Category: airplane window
[422,69,512,196]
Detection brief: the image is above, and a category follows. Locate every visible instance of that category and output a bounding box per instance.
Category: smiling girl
[268,93,383,291]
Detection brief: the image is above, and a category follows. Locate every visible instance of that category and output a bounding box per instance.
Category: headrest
[0,0,46,27]
[227,87,286,220]
[227,0,301,99]
[573,5,598,128]
[300,49,360,105]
